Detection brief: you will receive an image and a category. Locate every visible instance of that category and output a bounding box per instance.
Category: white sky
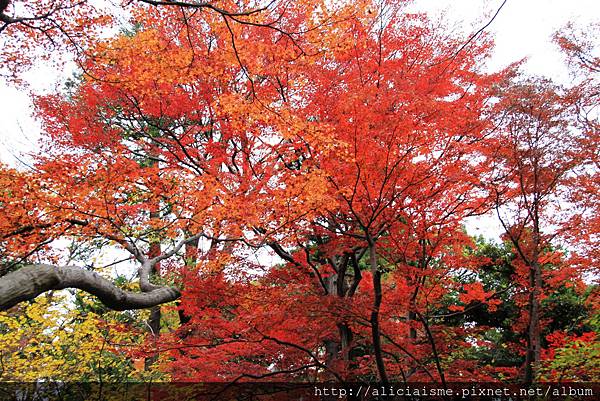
[0,0,598,241]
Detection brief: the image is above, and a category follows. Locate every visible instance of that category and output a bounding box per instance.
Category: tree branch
[135,0,272,18]
[0,264,180,311]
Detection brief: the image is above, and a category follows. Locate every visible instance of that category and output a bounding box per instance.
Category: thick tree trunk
[145,210,162,369]
[524,260,542,384]
[524,204,543,385]
[144,304,162,370]
[323,272,339,369]
[338,322,353,362]
[322,255,356,379]
[0,264,180,311]
[369,243,388,384]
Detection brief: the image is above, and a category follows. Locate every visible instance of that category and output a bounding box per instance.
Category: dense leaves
[0,0,597,386]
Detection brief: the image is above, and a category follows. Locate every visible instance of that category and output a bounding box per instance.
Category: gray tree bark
[0,264,180,311]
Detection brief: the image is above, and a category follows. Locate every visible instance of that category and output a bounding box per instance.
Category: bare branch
[135,0,273,18]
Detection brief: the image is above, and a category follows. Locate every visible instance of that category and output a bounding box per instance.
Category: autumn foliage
[0,0,598,388]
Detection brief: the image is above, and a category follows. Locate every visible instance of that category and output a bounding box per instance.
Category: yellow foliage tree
[0,291,168,382]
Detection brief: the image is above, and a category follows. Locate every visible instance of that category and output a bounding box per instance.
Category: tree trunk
[524,201,543,384]
[323,272,340,369]
[144,212,162,370]
[524,260,542,384]
[369,242,388,384]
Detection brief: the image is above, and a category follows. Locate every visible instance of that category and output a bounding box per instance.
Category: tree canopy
[0,0,598,389]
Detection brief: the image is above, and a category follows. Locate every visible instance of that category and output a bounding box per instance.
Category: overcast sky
[0,0,598,242]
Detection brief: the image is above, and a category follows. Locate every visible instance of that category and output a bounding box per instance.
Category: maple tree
[0,0,352,82]
[0,0,597,388]
[1,0,356,379]
[158,1,504,383]
[552,23,600,277]
[486,76,593,383]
